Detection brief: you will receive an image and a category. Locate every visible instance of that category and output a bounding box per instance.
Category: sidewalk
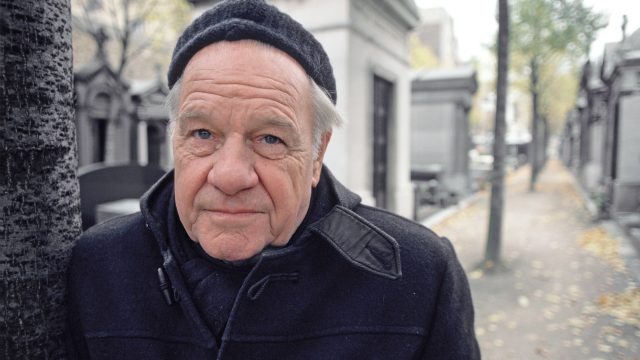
[427,159,640,359]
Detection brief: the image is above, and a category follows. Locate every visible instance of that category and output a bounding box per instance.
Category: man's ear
[312,131,332,187]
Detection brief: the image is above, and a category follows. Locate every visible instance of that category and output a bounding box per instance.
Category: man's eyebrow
[177,111,298,133]
[177,110,206,122]
[261,117,297,131]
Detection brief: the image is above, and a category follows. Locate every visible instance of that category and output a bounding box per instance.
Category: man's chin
[197,237,266,262]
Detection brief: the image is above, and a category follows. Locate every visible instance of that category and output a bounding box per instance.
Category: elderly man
[66,0,480,359]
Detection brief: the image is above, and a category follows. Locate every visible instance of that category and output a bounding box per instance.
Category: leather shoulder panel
[310,206,401,279]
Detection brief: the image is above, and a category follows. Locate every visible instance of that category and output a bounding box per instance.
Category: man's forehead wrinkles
[188,67,303,90]
[186,75,302,99]
[190,67,297,83]
[181,87,300,119]
[189,80,297,99]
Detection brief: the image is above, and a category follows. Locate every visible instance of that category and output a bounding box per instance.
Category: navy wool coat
[66,167,480,359]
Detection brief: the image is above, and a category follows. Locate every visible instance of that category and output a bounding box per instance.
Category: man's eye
[262,135,283,145]
[194,129,212,140]
[255,134,287,159]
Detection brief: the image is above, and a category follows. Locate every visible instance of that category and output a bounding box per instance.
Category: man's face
[172,41,328,261]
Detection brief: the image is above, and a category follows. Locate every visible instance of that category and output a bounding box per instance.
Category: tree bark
[485,0,510,267]
[0,1,80,358]
[529,57,540,192]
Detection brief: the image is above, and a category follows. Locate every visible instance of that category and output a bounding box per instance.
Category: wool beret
[168,0,337,104]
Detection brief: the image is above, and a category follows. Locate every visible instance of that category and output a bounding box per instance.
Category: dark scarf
[166,174,337,341]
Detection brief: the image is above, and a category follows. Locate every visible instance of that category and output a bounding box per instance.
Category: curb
[419,166,527,229]
[602,220,640,284]
[421,192,482,228]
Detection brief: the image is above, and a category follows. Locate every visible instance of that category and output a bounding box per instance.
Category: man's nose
[208,137,259,196]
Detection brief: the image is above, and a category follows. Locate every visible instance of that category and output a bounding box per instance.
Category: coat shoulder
[75,212,149,255]
[353,204,459,271]
[70,213,161,282]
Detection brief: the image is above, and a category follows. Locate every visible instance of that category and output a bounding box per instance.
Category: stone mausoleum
[410,66,477,199]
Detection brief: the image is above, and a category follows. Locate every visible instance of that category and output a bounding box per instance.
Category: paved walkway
[427,159,640,359]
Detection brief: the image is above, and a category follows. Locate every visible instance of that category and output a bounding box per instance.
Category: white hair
[165,76,342,157]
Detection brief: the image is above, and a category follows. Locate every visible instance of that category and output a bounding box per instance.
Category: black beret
[167,0,337,104]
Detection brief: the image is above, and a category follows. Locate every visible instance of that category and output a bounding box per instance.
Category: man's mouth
[206,209,262,217]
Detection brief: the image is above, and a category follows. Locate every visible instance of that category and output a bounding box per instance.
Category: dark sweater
[66,167,480,359]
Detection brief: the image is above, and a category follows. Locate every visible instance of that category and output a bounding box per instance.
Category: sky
[414,0,640,62]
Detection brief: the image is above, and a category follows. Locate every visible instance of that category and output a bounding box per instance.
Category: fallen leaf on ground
[577,227,626,272]
[597,287,640,328]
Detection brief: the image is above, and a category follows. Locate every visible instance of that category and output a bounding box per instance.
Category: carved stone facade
[74,55,171,170]
[75,57,132,167]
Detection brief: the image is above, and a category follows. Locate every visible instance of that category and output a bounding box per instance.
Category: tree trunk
[0,1,80,358]
[529,57,540,192]
[542,116,549,168]
[485,0,510,268]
